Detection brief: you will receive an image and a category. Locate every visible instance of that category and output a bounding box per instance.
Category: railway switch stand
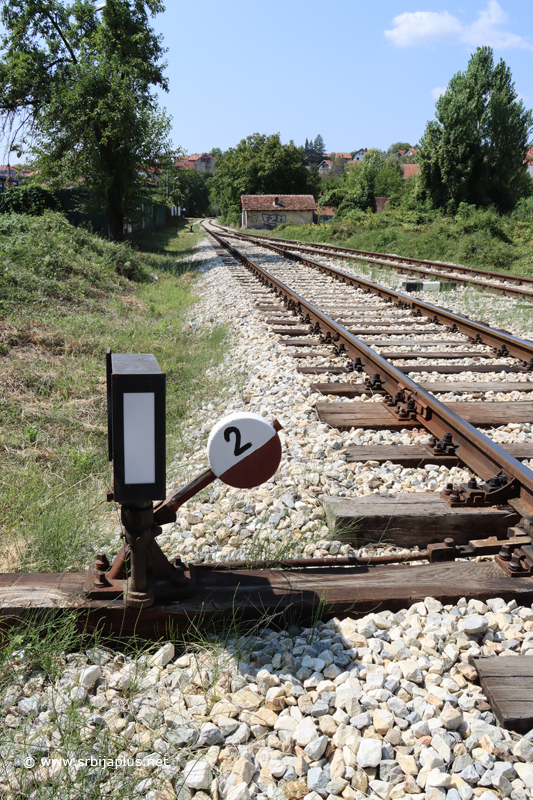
[85,351,283,608]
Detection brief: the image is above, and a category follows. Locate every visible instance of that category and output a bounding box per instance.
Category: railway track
[223,225,533,300]
[5,222,533,623]
[203,220,533,562]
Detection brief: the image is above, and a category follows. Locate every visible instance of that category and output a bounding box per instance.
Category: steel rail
[204,222,533,520]
[220,225,533,298]
[210,221,533,367]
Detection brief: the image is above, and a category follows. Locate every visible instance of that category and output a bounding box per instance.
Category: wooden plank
[298,367,351,375]
[291,352,332,359]
[271,328,312,335]
[1,563,532,638]
[473,656,533,732]
[396,365,527,374]
[321,493,519,547]
[316,400,533,430]
[282,339,322,346]
[474,656,533,678]
[342,443,533,467]
[312,381,533,396]
[265,319,301,325]
[312,382,367,397]
[342,323,435,330]
[380,351,491,360]
[364,340,472,346]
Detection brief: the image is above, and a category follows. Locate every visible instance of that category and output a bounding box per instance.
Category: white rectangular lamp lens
[123,393,156,484]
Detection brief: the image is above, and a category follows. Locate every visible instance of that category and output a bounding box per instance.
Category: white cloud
[431,87,447,99]
[384,1,533,50]
[385,11,462,47]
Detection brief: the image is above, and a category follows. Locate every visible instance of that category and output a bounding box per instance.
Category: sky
[149,0,532,156]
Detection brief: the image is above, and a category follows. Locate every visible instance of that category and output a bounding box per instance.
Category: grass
[1,214,229,573]
[253,204,533,279]
[133,219,206,275]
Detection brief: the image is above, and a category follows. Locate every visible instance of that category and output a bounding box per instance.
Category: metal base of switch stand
[84,548,196,606]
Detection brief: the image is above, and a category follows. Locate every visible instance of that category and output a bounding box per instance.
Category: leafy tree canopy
[172,169,212,217]
[210,133,318,219]
[0,184,58,215]
[330,157,346,178]
[320,153,403,216]
[0,0,172,240]
[418,46,533,212]
[388,142,412,152]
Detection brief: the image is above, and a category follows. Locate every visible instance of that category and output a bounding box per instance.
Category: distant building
[318,159,332,175]
[352,148,367,162]
[318,206,336,221]
[0,165,34,191]
[175,153,216,173]
[394,148,418,159]
[402,164,420,180]
[240,195,317,230]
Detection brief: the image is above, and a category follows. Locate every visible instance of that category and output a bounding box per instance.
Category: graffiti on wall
[262,213,286,227]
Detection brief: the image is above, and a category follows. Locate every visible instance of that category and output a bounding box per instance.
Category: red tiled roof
[336,152,352,160]
[402,164,420,178]
[240,195,317,211]
[318,206,336,217]
[175,160,196,169]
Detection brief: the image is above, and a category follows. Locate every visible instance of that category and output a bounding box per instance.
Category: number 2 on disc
[207,412,282,489]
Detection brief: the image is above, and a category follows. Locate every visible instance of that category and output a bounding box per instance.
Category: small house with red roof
[175,153,216,173]
[240,195,317,229]
[402,164,420,179]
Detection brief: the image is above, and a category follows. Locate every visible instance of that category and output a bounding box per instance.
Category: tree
[418,46,533,212]
[330,157,345,178]
[313,134,326,162]
[304,134,326,165]
[320,153,383,215]
[0,0,172,240]
[210,133,318,220]
[172,169,212,217]
[374,157,403,197]
[387,142,411,153]
[363,148,382,161]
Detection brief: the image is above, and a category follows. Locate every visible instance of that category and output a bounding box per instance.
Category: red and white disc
[207,412,282,489]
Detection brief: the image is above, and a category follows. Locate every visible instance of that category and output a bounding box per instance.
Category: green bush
[0,211,151,308]
[0,184,59,215]
[512,196,533,222]
[455,206,511,243]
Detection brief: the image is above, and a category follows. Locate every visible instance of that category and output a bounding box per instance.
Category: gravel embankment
[3,597,533,799]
